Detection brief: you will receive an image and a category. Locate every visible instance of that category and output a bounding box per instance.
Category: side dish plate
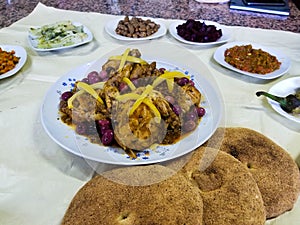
[28,22,93,51]
[0,45,27,79]
[213,41,291,79]
[105,17,167,41]
[267,77,300,123]
[40,46,223,165]
[168,20,231,46]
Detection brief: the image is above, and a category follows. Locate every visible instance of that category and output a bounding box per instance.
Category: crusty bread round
[207,127,300,219]
[61,165,203,225]
[180,146,266,225]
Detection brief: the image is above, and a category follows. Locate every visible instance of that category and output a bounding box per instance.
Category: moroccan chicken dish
[59,49,205,158]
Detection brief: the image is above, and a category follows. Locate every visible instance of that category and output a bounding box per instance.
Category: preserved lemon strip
[123,77,136,91]
[166,79,174,92]
[143,98,161,123]
[129,85,153,116]
[152,71,190,88]
[90,82,105,89]
[67,81,104,109]
[115,93,140,102]
[118,48,130,71]
[109,55,147,65]
[67,82,105,108]
[140,84,153,98]
[68,91,81,109]
[77,81,104,104]
[160,71,190,79]
[152,77,164,88]
[149,143,159,151]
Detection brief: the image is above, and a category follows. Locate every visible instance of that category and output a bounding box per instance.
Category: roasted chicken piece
[102,49,142,77]
[66,92,107,123]
[101,52,163,112]
[111,88,179,151]
[182,85,201,106]
[101,84,119,112]
[176,84,201,113]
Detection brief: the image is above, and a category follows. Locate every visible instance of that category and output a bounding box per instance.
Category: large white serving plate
[267,77,300,123]
[213,41,291,79]
[105,17,167,41]
[168,20,231,47]
[41,43,223,165]
[0,45,27,79]
[28,22,93,51]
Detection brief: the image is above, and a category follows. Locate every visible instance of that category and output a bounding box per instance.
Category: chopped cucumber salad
[29,21,88,49]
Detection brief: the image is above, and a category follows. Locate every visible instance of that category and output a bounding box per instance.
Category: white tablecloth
[0,3,299,225]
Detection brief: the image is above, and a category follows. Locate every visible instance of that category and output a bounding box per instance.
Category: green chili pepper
[256,91,300,114]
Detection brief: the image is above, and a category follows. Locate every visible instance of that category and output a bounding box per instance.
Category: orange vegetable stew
[224,44,281,75]
[0,48,20,75]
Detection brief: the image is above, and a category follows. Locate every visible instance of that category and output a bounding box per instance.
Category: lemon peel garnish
[152,71,190,92]
[115,93,140,102]
[67,81,104,109]
[152,77,165,88]
[67,92,80,109]
[122,77,136,91]
[160,71,190,79]
[140,84,153,98]
[117,84,160,123]
[142,98,161,123]
[109,50,148,66]
[77,82,104,104]
[90,82,105,89]
[129,85,153,116]
[109,55,147,64]
[118,48,130,71]
[129,97,146,116]
[166,78,174,92]
[149,143,159,151]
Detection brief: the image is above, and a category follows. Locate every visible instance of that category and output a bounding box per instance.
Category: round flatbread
[207,127,300,218]
[61,165,204,225]
[180,146,266,225]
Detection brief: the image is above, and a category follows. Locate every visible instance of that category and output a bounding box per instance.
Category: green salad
[29,21,88,49]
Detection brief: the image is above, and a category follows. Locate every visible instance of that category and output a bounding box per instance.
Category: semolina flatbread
[179,146,266,225]
[207,127,300,219]
[61,164,203,225]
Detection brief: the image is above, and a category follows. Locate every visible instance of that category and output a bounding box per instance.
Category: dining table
[0,2,300,225]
